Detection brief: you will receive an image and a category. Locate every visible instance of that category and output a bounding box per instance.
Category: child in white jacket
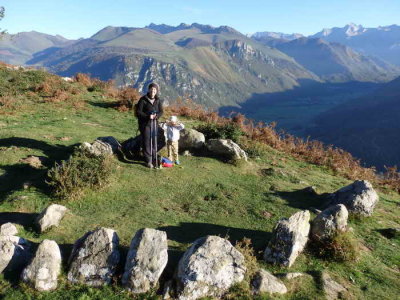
[161,116,185,165]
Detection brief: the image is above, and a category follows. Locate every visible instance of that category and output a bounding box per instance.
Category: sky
[1,0,400,39]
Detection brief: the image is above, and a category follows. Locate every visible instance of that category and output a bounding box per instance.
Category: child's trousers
[167,140,179,161]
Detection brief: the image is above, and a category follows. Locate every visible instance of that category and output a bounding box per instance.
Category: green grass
[0,75,399,299]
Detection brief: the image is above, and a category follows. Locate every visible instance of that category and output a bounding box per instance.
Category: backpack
[161,157,174,168]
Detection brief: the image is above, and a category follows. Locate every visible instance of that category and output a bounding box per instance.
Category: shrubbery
[195,122,244,143]
[47,147,115,199]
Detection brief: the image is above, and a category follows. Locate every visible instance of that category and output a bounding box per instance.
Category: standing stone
[122,228,168,293]
[36,204,68,233]
[252,269,287,295]
[322,272,346,300]
[179,129,205,151]
[206,139,248,161]
[0,236,32,274]
[68,227,120,286]
[311,204,348,241]
[330,180,379,216]
[21,240,61,291]
[177,235,246,300]
[0,223,18,236]
[264,210,310,267]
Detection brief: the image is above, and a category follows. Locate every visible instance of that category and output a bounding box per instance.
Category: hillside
[312,23,400,66]
[273,37,399,83]
[305,76,400,171]
[19,24,318,108]
[0,31,75,65]
[0,63,399,299]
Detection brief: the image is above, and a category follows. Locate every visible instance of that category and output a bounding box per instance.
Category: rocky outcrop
[264,210,310,267]
[21,240,61,291]
[179,129,205,151]
[177,235,246,300]
[0,235,32,274]
[252,269,287,295]
[68,227,120,286]
[206,139,248,161]
[122,228,168,293]
[311,204,348,241]
[96,136,121,153]
[0,223,18,236]
[330,180,379,216]
[36,204,68,233]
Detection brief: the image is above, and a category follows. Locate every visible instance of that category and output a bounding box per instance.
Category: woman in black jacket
[136,83,164,168]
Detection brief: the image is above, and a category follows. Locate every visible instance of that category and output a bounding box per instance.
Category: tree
[0,6,6,36]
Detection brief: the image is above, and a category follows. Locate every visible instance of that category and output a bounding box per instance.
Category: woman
[136,83,164,168]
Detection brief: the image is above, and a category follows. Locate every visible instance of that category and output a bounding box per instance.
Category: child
[161,116,185,165]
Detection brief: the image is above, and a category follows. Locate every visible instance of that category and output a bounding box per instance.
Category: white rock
[177,235,246,300]
[36,204,68,233]
[330,180,378,216]
[322,272,346,300]
[179,129,205,150]
[311,204,348,241]
[68,227,120,286]
[206,139,248,161]
[264,210,310,267]
[0,223,18,236]
[122,228,168,293]
[21,240,61,291]
[252,269,287,295]
[0,235,32,274]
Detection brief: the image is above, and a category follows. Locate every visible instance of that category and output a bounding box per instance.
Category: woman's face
[149,87,157,98]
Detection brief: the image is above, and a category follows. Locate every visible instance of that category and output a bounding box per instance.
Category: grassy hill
[0,65,399,299]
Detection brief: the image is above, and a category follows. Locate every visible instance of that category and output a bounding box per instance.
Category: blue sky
[1,0,399,39]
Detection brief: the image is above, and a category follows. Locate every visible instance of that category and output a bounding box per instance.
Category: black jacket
[136,95,164,127]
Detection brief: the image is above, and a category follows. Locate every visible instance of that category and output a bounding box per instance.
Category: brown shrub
[74,73,92,87]
[115,87,141,111]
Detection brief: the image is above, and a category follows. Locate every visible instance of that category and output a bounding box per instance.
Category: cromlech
[0,2,399,299]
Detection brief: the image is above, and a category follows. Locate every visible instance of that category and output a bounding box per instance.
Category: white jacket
[161,122,185,141]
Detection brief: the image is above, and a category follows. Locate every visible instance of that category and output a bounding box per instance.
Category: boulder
[311,204,348,241]
[0,223,18,236]
[177,235,246,300]
[21,240,61,291]
[82,140,113,156]
[36,204,68,233]
[0,235,32,274]
[264,210,310,267]
[322,272,346,300]
[68,227,120,286]
[122,228,168,293]
[251,269,287,295]
[96,136,121,153]
[179,129,205,151]
[282,272,306,280]
[206,139,248,161]
[330,180,378,216]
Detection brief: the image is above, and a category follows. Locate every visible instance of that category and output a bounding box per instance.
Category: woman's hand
[150,113,156,120]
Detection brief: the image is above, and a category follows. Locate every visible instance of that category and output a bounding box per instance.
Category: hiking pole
[150,118,153,167]
[154,118,158,168]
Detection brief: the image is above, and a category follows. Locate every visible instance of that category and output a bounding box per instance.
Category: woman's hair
[147,82,160,100]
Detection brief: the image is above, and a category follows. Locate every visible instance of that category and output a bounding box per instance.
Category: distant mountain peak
[146,23,240,35]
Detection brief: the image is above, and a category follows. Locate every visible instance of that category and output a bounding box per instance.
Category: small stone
[19,156,47,168]
[36,204,68,233]
[183,150,192,157]
[206,139,248,161]
[252,269,287,295]
[96,136,121,153]
[0,223,18,236]
[21,240,61,291]
[322,272,346,300]
[283,272,305,280]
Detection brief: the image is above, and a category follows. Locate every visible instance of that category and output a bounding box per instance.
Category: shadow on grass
[0,212,39,231]
[0,137,77,202]
[87,100,120,109]
[273,188,329,210]
[158,222,270,252]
